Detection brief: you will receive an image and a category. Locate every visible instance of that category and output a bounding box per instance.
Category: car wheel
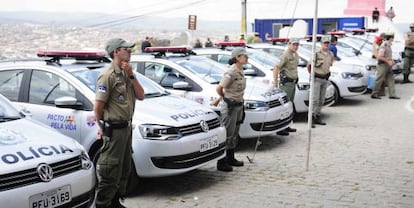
[126,161,144,195]
[332,86,340,106]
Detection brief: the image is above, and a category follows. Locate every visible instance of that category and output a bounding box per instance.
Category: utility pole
[241,0,247,38]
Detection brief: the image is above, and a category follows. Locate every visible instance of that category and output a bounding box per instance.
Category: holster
[99,120,130,137]
[280,74,298,85]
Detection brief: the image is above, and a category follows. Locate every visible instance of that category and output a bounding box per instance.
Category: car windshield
[0,95,23,122]
[71,68,169,98]
[247,49,279,67]
[174,56,226,84]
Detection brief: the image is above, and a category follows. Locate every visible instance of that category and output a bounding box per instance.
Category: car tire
[332,86,340,106]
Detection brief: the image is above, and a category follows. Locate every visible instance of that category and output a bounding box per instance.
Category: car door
[0,69,83,142]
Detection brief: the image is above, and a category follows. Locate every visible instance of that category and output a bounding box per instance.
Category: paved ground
[124,76,414,208]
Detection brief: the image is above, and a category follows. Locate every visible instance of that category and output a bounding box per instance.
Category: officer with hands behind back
[402,23,414,83]
[94,38,145,208]
[307,36,334,128]
[211,48,247,172]
[273,37,300,135]
[371,32,400,100]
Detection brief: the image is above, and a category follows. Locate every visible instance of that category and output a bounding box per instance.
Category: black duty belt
[315,73,329,80]
[378,60,386,65]
[404,47,414,52]
[280,75,298,84]
[223,97,244,107]
[104,120,130,129]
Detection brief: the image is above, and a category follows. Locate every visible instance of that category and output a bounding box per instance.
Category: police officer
[94,38,145,208]
[371,32,400,100]
[273,37,300,135]
[307,36,334,128]
[211,48,247,172]
[402,23,414,83]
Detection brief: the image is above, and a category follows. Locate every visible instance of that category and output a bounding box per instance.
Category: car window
[0,69,24,101]
[29,70,77,104]
[142,62,186,88]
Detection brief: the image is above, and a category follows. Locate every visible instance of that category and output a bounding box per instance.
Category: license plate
[200,135,219,152]
[29,185,72,208]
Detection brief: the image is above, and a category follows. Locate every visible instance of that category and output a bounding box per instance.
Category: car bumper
[0,168,96,208]
[239,101,294,138]
[330,77,367,97]
[132,126,226,177]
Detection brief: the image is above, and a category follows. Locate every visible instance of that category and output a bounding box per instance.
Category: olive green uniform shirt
[95,62,136,121]
[219,64,246,101]
[312,50,334,75]
[278,49,299,79]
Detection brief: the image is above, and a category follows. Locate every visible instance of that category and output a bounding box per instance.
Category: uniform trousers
[312,78,328,117]
[221,103,244,150]
[280,81,296,101]
[95,125,133,208]
[372,63,396,97]
[403,49,414,75]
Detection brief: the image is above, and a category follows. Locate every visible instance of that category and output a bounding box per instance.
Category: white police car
[192,43,335,112]
[248,42,366,103]
[132,46,294,138]
[0,51,226,186]
[0,93,95,208]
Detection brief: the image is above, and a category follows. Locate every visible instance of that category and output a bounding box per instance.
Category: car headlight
[139,124,182,140]
[341,72,363,79]
[80,151,93,170]
[244,100,269,111]
[297,82,310,90]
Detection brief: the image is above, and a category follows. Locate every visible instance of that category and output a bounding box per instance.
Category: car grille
[57,188,95,208]
[151,142,225,169]
[250,113,293,131]
[0,155,83,192]
[179,117,221,136]
[267,95,289,108]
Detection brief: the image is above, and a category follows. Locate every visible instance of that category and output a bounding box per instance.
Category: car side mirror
[172,81,191,90]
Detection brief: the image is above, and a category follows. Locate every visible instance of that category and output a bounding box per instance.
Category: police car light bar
[214,41,246,47]
[265,37,289,45]
[37,50,107,58]
[327,31,346,36]
[144,46,192,53]
[37,50,110,64]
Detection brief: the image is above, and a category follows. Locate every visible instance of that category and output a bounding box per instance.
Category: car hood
[331,62,363,73]
[244,80,287,101]
[0,118,84,173]
[133,95,218,125]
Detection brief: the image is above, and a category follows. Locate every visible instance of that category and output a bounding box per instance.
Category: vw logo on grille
[279,97,285,105]
[37,163,53,182]
[200,120,209,132]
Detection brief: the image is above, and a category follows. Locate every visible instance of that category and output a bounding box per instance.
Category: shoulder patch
[98,85,107,93]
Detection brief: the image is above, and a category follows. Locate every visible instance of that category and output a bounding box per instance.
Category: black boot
[313,115,326,125]
[111,193,127,208]
[402,74,413,83]
[217,158,233,172]
[227,149,244,167]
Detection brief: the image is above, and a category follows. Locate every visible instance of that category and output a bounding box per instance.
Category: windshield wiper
[0,116,22,122]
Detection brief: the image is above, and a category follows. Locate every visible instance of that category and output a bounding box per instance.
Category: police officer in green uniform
[211,48,247,172]
[307,36,334,128]
[371,32,400,100]
[273,37,300,135]
[402,23,414,83]
[94,38,145,208]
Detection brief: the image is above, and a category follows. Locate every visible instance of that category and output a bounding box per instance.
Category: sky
[0,0,411,23]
